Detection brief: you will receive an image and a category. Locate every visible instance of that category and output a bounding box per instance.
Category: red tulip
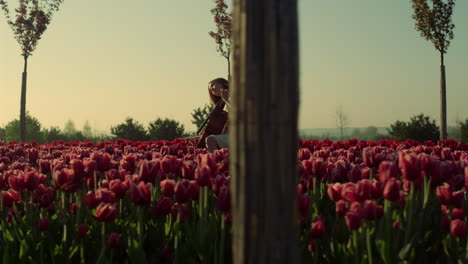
[34,184,54,208]
[451,190,464,209]
[356,180,373,201]
[370,180,383,199]
[38,159,51,173]
[341,183,358,203]
[95,189,117,204]
[38,218,49,232]
[109,179,129,199]
[2,189,21,207]
[171,203,190,221]
[327,183,342,202]
[225,213,232,225]
[107,232,121,248]
[194,165,213,187]
[94,202,118,222]
[309,216,326,239]
[24,169,44,191]
[436,185,452,205]
[190,180,200,200]
[336,200,348,217]
[130,182,152,205]
[347,165,362,183]
[217,184,231,212]
[71,203,78,215]
[8,172,26,191]
[181,160,196,180]
[53,168,81,192]
[361,167,371,179]
[452,208,465,220]
[308,240,317,252]
[160,179,176,197]
[398,151,421,181]
[71,159,85,180]
[450,219,466,238]
[84,191,100,209]
[345,211,362,230]
[152,195,175,217]
[378,161,399,183]
[174,180,193,203]
[77,224,89,238]
[392,220,399,230]
[362,147,376,168]
[139,160,161,183]
[161,246,172,263]
[362,200,378,220]
[383,178,400,201]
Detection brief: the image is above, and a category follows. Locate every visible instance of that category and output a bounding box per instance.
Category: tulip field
[0,138,467,263]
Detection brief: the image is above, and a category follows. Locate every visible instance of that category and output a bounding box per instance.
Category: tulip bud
[77,224,89,238]
[38,218,49,232]
[308,240,317,252]
[107,232,122,248]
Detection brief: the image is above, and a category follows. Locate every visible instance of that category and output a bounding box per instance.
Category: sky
[0,0,467,135]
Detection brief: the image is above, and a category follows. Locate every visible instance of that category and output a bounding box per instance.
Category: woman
[205,77,231,152]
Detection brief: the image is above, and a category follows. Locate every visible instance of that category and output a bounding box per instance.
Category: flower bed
[0,138,467,263]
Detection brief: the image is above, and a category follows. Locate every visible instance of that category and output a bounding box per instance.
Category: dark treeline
[1,113,467,144]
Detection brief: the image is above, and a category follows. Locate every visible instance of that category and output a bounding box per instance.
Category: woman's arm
[221,89,231,108]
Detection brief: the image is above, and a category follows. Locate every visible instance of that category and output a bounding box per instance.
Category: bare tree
[231,0,299,263]
[336,105,350,141]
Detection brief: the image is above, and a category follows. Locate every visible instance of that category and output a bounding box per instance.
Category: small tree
[82,120,93,139]
[0,126,5,140]
[388,113,439,142]
[209,0,232,79]
[4,113,45,143]
[459,118,468,143]
[336,105,350,141]
[410,0,456,140]
[43,126,65,143]
[110,117,148,142]
[0,0,65,142]
[191,103,214,130]
[148,118,185,141]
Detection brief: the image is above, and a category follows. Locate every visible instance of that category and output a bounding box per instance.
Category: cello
[195,99,228,148]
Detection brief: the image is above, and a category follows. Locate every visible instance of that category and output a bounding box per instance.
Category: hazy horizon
[1,0,467,133]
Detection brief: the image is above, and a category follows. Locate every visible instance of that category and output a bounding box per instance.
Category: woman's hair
[208,77,229,106]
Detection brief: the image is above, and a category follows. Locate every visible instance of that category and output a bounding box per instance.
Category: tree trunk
[20,56,29,142]
[227,57,231,83]
[231,0,299,263]
[440,52,447,141]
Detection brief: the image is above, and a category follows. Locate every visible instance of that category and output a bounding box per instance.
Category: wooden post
[230,0,299,263]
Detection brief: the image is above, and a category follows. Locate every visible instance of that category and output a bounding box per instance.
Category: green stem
[80,239,85,264]
[220,215,226,264]
[353,230,360,264]
[366,224,373,264]
[405,182,415,244]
